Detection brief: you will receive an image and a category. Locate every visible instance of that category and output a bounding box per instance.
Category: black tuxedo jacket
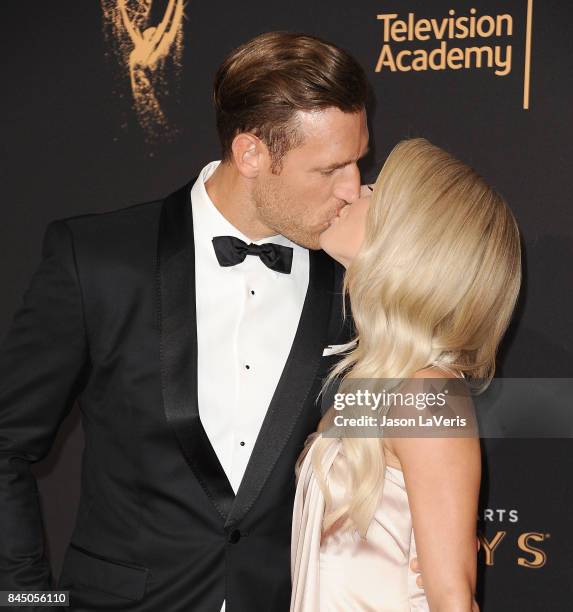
[0,178,353,611]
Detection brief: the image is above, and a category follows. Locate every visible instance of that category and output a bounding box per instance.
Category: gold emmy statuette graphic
[101,0,186,141]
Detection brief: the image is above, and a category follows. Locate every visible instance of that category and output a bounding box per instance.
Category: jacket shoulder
[51,178,193,246]
[57,197,163,233]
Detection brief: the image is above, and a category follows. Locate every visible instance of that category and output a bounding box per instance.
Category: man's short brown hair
[213,31,370,173]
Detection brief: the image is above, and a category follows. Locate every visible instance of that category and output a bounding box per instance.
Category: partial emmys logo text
[478,508,549,568]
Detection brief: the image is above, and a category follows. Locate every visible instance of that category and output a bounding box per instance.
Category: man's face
[252,107,369,249]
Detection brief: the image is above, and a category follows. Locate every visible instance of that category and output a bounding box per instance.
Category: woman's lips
[326,204,351,227]
[334,204,350,220]
[339,204,350,217]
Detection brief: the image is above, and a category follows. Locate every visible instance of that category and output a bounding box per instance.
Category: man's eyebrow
[318,145,371,172]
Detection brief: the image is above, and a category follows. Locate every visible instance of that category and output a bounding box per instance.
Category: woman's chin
[318,225,334,254]
[319,229,348,267]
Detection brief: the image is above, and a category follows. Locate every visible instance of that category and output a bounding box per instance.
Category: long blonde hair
[301,138,522,538]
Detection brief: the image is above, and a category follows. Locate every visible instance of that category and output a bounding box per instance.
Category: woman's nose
[347,184,371,203]
[355,184,374,200]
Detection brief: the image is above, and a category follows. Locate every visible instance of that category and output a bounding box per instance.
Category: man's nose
[334,164,361,203]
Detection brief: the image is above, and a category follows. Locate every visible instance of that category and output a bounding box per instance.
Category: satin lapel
[157,180,235,523]
[225,248,334,528]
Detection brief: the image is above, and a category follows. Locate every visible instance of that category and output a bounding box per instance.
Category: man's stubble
[252,177,322,251]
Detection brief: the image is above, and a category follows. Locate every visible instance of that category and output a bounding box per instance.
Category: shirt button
[228,529,242,544]
[245,364,250,370]
[250,289,255,295]
[240,441,245,447]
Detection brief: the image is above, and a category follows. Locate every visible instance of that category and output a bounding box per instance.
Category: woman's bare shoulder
[413,365,462,379]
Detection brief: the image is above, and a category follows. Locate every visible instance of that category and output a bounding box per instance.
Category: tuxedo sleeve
[0,219,90,589]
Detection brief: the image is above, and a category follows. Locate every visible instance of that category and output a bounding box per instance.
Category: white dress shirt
[191,161,309,611]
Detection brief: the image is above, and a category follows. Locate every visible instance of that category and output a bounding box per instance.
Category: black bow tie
[212,235,294,274]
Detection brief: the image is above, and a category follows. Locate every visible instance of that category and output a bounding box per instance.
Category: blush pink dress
[290,436,429,611]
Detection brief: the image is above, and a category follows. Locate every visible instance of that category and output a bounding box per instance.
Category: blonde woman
[290,138,522,611]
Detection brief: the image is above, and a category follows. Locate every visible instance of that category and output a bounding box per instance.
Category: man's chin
[295,236,322,251]
[306,229,329,251]
[280,229,323,251]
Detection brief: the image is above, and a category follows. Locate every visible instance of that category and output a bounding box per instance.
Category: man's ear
[231,133,269,179]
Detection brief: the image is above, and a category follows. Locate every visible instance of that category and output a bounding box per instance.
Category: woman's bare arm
[386,368,481,611]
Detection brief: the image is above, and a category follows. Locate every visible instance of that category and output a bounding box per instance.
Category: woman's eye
[321,169,336,176]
